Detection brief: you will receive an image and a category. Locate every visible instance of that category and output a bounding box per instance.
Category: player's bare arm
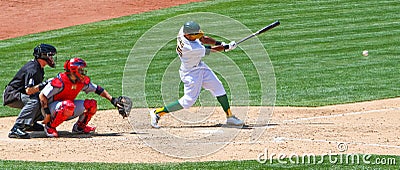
[25,86,40,95]
[200,36,236,52]
[199,36,217,45]
[99,90,113,102]
[25,82,48,95]
[39,93,51,124]
[198,36,224,52]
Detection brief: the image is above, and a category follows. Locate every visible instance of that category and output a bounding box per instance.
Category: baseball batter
[149,21,244,128]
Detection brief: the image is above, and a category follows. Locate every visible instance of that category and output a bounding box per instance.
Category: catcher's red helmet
[64,58,87,80]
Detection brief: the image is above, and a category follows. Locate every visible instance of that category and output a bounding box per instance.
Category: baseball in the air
[362,50,368,56]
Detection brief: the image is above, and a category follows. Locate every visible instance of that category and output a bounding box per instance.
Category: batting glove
[229,41,237,50]
[223,41,237,52]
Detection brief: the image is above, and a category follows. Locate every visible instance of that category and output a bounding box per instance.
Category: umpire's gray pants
[7,93,42,126]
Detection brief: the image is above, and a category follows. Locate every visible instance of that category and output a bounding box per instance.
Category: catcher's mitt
[112,96,132,118]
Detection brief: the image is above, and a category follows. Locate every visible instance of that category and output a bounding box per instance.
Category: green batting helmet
[183,21,201,34]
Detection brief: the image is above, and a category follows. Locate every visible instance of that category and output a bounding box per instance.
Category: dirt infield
[1,0,399,164]
[0,0,201,40]
[1,98,399,163]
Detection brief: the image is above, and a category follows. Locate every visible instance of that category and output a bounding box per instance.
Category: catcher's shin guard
[81,99,97,125]
[78,99,97,127]
[75,99,97,132]
[50,100,75,128]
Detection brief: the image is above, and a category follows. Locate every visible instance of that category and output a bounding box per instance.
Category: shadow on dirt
[166,123,279,129]
[29,131,124,138]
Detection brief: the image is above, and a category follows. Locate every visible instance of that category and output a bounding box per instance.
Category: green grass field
[0,0,399,169]
[0,155,398,169]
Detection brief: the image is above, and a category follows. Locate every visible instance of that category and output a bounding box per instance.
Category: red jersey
[50,73,90,101]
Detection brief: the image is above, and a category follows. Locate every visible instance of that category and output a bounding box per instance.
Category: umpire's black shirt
[7,59,44,95]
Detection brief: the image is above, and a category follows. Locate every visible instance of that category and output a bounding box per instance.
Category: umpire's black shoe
[8,124,30,139]
[25,122,44,131]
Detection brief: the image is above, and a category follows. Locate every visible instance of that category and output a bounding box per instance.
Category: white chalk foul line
[269,107,400,150]
[141,107,400,147]
[283,107,400,123]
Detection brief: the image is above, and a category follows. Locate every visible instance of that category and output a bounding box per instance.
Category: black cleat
[25,122,44,131]
[8,125,30,139]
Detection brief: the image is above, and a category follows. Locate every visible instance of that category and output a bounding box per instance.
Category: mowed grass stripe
[261,1,400,106]
[0,0,399,116]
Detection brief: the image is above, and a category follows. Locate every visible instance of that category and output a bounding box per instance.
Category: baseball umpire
[39,57,130,138]
[3,44,57,139]
[149,21,244,128]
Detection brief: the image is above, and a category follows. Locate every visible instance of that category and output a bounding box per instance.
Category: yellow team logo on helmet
[183,21,204,39]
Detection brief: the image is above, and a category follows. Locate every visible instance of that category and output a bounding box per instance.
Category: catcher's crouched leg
[50,100,75,128]
[46,100,75,137]
[72,99,97,133]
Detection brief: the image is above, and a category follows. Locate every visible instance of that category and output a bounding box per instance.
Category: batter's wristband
[44,108,51,115]
[215,41,222,45]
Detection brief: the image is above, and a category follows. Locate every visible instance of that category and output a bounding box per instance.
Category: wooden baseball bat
[236,21,280,45]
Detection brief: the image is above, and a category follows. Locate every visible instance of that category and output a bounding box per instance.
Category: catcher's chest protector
[52,73,87,101]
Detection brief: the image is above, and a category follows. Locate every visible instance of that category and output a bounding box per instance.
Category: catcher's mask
[33,44,57,68]
[183,21,204,40]
[64,57,87,81]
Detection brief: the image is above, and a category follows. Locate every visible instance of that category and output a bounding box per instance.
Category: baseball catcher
[39,57,130,138]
